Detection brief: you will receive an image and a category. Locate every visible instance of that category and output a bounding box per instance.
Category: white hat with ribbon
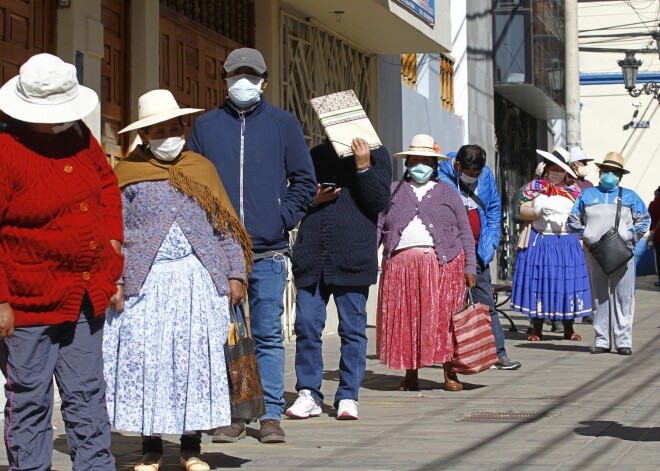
[0,53,98,123]
[119,89,203,134]
[394,134,448,160]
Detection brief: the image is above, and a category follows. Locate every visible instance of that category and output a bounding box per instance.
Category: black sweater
[291,143,392,287]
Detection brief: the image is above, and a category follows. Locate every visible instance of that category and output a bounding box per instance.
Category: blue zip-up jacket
[568,184,650,247]
[189,99,316,252]
[437,159,501,266]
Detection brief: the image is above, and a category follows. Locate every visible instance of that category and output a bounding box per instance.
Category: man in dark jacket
[286,138,391,421]
[439,145,521,370]
[189,48,316,443]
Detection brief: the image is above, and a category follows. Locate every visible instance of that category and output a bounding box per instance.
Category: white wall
[578,1,659,203]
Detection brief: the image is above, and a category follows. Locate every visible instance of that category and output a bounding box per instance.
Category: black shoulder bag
[441,170,486,212]
[588,187,634,275]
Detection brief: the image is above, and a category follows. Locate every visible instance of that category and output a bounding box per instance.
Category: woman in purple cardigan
[377,134,476,392]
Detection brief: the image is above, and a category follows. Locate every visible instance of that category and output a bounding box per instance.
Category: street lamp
[652,26,660,59]
[545,58,563,96]
[617,50,660,101]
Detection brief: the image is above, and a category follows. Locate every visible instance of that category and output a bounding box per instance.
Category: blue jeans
[472,259,507,359]
[294,277,369,408]
[244,255,287,422]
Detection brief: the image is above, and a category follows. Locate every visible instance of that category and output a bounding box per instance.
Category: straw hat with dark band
[536,148,577,178]
[595,151,630,174]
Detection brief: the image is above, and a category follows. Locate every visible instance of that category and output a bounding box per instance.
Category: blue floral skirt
[104,222,231,435]
[511,230,592,320]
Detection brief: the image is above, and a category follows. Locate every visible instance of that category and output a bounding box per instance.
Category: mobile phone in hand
[320,182,337,190]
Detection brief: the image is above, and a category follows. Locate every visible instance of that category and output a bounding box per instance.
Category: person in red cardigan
[0,54,123,470]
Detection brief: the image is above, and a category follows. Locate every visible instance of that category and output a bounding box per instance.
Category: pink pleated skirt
[377,247,466,370]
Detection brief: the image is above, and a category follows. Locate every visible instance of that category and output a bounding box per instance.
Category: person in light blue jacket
[568,152,649,355]
[438,146,521,370]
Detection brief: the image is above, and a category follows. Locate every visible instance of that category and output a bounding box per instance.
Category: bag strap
[229,304,246,340]
[441,170,486,212]
[614,186,623,230]
[466,287,475,306]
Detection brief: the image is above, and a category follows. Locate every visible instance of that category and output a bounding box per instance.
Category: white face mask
[460,173,479,185]
[226,74,263,107]
[546,170,565,184]
[52,122,75,134]
[148,135,185,161]
[575,165,590,178]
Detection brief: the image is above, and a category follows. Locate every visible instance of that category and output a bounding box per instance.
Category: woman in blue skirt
[511,148,592,341]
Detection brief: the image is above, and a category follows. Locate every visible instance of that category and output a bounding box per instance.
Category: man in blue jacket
[439,145,521,370]
[189,48,316,443]
[286,138,391,421]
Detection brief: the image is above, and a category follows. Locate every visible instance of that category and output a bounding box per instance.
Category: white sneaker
[285,389,322,419]
[336,399,358,420]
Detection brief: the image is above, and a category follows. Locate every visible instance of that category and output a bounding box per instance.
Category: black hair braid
[382,170,409,215]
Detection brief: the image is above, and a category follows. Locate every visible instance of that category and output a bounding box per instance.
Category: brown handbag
[225,304,266,421]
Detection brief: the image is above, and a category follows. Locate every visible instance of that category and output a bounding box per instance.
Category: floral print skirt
[104,222,231,435]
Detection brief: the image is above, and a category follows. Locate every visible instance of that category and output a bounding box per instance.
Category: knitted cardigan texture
[378,180,477,275]
[0,122,124,326]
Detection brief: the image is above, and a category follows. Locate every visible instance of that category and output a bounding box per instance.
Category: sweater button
[89,241,97,250]
[171,207,177,213]
[64,165,73,174]
[79,202,89,212]
[82,271,91,281]
[428,223,434,228]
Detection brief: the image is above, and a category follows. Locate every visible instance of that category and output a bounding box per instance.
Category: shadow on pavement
[575,420,660,442]
[514,343,593,353]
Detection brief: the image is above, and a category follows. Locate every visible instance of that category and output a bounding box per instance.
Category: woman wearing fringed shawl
[511,148,592,342]
[103,90,251,471]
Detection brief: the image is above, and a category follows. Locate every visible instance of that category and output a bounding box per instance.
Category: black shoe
[591,347,610,354]
[582,316,594,324]
[617,347,632,355]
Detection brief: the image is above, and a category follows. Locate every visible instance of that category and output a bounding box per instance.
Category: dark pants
[655,244,660,282]
[1,296,114,471]
[472,259,507,359]
[294,276,369,408]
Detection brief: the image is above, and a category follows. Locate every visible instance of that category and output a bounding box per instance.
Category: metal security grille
[281,11,374,148]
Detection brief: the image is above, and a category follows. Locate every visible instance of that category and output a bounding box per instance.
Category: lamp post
[617,50,660,102]
[545,58,564,96]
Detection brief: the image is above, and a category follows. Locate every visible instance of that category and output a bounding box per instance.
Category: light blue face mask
[408,163,435,184]
[599,172,619,190]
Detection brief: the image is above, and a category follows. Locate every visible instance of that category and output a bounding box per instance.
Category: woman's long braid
[382,170,409,215]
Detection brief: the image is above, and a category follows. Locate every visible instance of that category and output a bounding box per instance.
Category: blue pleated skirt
[511,230,592,319]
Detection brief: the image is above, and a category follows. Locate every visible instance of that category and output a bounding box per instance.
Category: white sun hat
[119,89,203,134]
[394,134,448,160]
[0,53,98,124]
[536,147,577,178]
[568,147,594,164]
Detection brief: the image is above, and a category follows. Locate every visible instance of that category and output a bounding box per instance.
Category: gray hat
[223,48,267,75]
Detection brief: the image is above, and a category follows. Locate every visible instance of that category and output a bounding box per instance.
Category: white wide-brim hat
[568,147,594,164]
[119,89,203,133]
[536,148,577,178]
[394,133,448,160]
[0,53,98,123]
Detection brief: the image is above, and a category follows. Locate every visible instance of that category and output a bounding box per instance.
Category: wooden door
[0,0,55,86]
[101,0,129,163]
[160,5,247,133]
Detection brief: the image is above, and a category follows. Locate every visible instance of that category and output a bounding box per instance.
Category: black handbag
[224,304,266,422]
[588,187,634,275]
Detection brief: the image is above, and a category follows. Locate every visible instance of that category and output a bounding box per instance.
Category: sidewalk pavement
[2,276,660,471]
